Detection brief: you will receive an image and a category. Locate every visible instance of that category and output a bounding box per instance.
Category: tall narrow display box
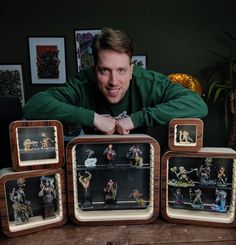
[168,118,203,152]
[0,168,67,237]
[161,148,236,227]
[9,120,64,171]
[66,134,160,225]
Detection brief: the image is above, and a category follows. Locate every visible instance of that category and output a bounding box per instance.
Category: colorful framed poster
[0,64,25,105]
[132,54,147,69]
[28,37,67,84]
[74,29,101,71]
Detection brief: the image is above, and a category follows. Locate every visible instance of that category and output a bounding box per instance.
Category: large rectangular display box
[161,148,236,227]
[9,120,64,171]
[66,134,160,225]
[0,168,67,237]
[168,118,203,152]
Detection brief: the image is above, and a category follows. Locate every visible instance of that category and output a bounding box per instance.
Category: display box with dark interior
[161,148,236,227]
[66,134,160,225]
[9,120,64,171]
[168,118,203,152]
[0,168,67,237]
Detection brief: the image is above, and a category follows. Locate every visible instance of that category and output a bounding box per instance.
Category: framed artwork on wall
[74,29,101,71]
[132,54,147,69]
[0,64,25,105]
[28,36,67,84]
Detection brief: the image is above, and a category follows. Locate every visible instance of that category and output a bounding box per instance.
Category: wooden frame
[161,148,236,227]
[168,118,203,152]
[66,134,160,225]
[0,168,67,237]
[0,64,25,106]
[28,36,67,84]
[74,28,101,71]
[9,120,64,171]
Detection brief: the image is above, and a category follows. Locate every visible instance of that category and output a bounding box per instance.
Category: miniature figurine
[78,171,93,208]
[103,144,117,167]
[198,158,215,185]
[126,145,143,167]
[189,188,203,209]
[211,189,227,212]
[168,166,198,187]
[23,138,38,151]
[217,166,228,186]
[129,188,145,206]
[9,178,33,225]
[38,176,57,218]
[40,132,54,149]
[104,179,117,205]
[84,149,97,167]
[178,129,193,143]
[173,188,184,207]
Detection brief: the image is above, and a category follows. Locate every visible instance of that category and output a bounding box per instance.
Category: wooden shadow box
[0,168,67,237]
[66,134,160,225]
[161,148,236,227]
[168,118,203,152]
[9,120,64,171]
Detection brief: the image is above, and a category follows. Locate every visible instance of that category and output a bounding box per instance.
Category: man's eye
[99,68,109,74]
[118,68,126,74]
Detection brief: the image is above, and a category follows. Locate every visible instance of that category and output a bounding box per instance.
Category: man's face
[95,49,133,104]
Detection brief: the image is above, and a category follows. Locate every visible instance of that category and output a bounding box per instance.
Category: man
[23,27,208,136]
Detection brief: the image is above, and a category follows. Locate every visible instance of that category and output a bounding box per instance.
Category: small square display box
[0,168,67,237]
[9,120,64,171]
[66,134,160,225]
[161,148,236,227]
[168,118,203,152]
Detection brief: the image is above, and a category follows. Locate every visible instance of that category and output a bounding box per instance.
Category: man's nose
[109,72,118,85]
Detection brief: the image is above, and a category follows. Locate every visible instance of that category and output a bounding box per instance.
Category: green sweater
[23,66,208,130]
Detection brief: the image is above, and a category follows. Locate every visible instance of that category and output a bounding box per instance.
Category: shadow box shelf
[161,147,236,227]
[0,168,67,237]
[66,134,160,225]
[9,120,64,171]
[168,118,203,152]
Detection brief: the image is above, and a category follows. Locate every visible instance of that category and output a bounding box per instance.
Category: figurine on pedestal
[38,176,57,219]
[129,188,145,206]
[126,145,143,167]
[84,149,97,167]
[103,144,117,167]
[78,171,93,209]
[211,189,227,212]
[40,132,54,149]
[9,178,33,225]
[173,188,184,207]
[189,188,203,209]
[104,179,117,206]
[198,158,215,185]
[217,166,228,187]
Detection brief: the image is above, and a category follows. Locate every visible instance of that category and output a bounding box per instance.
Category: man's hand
[93,113,116,135]
[115,116,134,135]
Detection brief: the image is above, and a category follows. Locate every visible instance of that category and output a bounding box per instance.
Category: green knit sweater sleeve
[23,76,95,127]
[130,68,208,128]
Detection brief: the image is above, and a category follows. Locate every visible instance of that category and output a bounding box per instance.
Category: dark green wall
[1,0,235,147]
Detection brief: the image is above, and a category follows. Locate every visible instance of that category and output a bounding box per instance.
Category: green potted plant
[207,31,236,148]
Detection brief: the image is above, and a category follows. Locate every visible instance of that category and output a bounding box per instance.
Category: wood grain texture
[168,118,203,152]
[66,134,160,225]
[0,168,67,237]
[9,120,64,171]
[161,150,236,227]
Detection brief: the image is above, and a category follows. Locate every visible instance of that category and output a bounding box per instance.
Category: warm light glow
[168,73,203,96]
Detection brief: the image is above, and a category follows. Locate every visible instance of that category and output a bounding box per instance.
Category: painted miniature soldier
[40,132,54,149]
[129,188,145,205]
[199,158,215,185]
[211,189,227,212]
[103,144,117,167]
[78,171,93,208]
[38,176,57,218]
[217,166,227,186]
[173,188,184,207]
[126,145,143,167]
[179,130,193,143]
[104,179,117,205]
[9,178,33,225]
[189,188,203,209]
